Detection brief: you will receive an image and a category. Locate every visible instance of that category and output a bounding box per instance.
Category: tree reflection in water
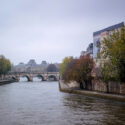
[62,94,125,125]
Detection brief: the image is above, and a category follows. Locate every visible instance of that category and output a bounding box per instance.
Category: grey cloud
[0,0,125,64]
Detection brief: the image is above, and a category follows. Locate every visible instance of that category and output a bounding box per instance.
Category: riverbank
[0,79,17,85]
[59,80,125,102]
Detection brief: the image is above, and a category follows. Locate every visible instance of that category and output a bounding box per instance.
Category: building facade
[93,22,125,59]
[86,43,93,56]
[11,59,60,72]
[11,59,48,72]
[80,43,93,57]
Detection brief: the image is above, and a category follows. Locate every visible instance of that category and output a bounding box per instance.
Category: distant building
[80,51,87,56]
[41,61,47,65]
[80,43,93,57]
[86,43,93,56]
[93,22,125,59]
[27,59,36,66]
[12,62,25,72]
[18,62,25,67]
[11,59,59,73]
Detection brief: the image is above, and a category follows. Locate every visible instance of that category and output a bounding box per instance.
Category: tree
[100,27,125,83]
[60,56,73,78]
[75,55,94,89]
[0,55,11,77]
[63,58,77,82]
[63,55,94,89]
[47,64,57,72]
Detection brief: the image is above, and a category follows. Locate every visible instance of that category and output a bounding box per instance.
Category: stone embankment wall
[59,79,125,95]
[59,80,125,102]
[92,80,107,92]
[66,81,79,88]
[92,80,125,95]
[0,79,16,85]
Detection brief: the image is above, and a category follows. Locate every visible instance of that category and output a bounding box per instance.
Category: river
[0,80,125,125]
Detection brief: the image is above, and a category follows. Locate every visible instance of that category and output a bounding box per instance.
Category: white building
[93,22,125,59]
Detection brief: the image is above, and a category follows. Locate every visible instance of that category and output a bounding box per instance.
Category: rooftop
[93,22,124,36]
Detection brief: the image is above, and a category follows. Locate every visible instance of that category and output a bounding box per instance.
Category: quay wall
[0,79,17,85]
[92,80,125,94]
[59,80,125,102]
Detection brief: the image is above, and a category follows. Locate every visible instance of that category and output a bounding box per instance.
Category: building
[11,59,59,72]
[80,51,87,56]
[27,59,36,66]
[86,43,93,56]
[93,22,125,59]
[12,62,26,72]
[41,61,47,66]
[80,43,93,57]
[11,59,47,72]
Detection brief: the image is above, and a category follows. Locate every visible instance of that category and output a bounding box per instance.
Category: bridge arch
[48,75,57,81]
[34,74,45,81]
[9,76,16,80]
[7,72,59,82]
[19,75,32,82]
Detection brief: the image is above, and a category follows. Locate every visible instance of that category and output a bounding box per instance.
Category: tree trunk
[106,83,109,93]
[80,82,84,89]
[84,80,88,90]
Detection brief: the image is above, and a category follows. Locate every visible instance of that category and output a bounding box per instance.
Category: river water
[0,80,125,125]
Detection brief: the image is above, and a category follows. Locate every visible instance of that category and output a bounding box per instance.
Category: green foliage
[0,55,11,75]
[60,56,73,77]
[100,27,125,83]
[100,61,112,84]
[62,58,77,82]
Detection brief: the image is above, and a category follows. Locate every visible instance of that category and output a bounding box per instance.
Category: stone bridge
[6,72,60,82]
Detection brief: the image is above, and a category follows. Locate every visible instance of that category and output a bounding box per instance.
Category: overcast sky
[0,0,125,65]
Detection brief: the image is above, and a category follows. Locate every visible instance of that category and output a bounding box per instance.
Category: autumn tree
[75,55,94,89]
[0,55,11,77]
[63,55,94,89]
[60,56,73,78]
[47,64,57,72]
[100,27,125,83]
[63,58,77,82]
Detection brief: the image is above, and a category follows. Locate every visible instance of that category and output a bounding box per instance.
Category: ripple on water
[0,82,125,125]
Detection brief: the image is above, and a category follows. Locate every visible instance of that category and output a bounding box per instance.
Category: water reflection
[20,77,28,82]
[19,77,42,82]
[62,94,125,125]
[0,82,125,125]
[33,77,42,82]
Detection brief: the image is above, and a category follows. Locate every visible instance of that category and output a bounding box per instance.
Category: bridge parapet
[6,72,60,82]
